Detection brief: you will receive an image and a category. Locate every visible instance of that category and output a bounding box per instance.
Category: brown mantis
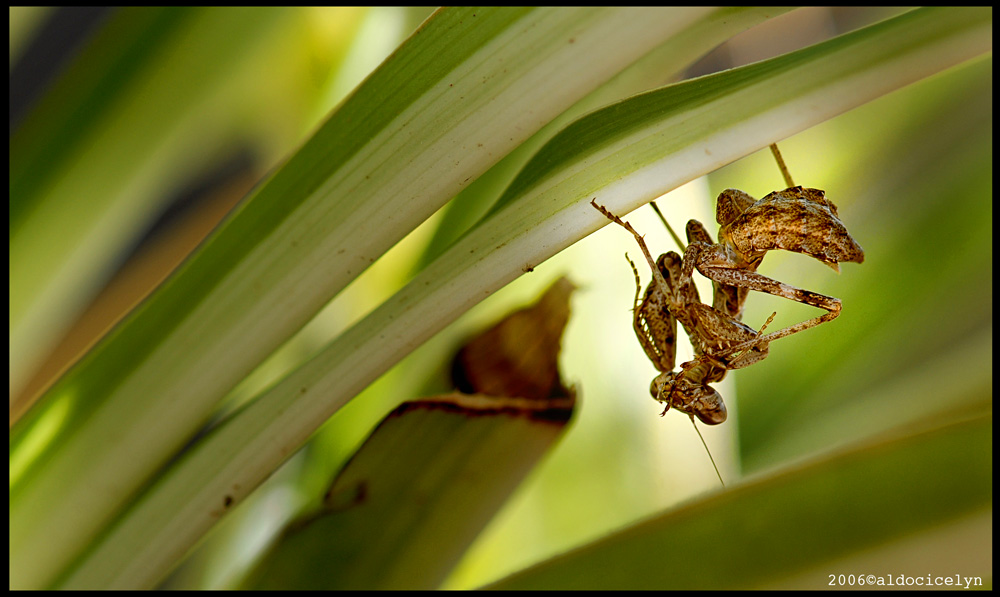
[592,145,865,427]
[592,201,774,426]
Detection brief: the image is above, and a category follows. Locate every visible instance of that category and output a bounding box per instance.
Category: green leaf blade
[243,394,573,590]
[485,415,991,590]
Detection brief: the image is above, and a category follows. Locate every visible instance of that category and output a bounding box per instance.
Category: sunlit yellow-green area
[10,7,990,590]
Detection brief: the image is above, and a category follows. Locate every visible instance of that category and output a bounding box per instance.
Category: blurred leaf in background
[9,6,389,415]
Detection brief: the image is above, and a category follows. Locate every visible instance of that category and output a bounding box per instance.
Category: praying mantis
[592,145,864,426]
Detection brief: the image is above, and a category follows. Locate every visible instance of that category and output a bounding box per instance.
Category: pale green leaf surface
[53,6,991,591]
[415,7,797,269]
[484,414,991,590]
[13,7,725,589]
[242,394,574,590]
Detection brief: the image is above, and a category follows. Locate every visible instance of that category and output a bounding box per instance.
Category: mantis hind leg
[700,266,841,358]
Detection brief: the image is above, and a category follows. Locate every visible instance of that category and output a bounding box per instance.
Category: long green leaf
[11,7,729,589]
[243,392,574,590]
[56,6,990,591]
[415,6,797,268]
[485,414,991,589]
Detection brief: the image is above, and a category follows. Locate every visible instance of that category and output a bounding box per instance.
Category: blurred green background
[10,7,990,589]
